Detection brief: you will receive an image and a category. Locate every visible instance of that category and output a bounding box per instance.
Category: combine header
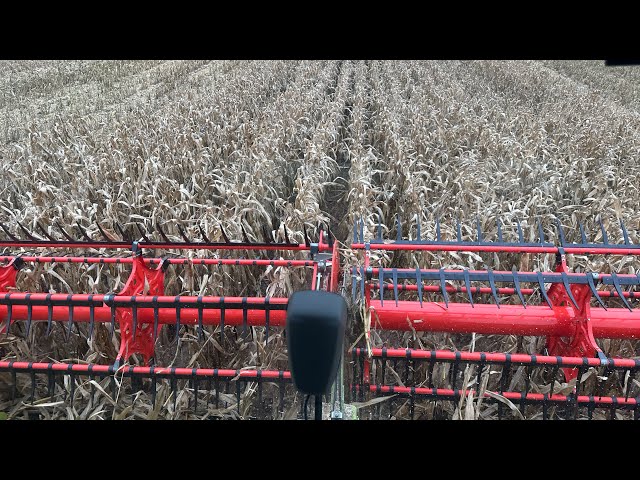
[350,215,640,419]
[0,219,339,419]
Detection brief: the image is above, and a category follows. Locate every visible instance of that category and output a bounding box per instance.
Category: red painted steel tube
[352,243,640,256]
[0,241,330,252]
[367,267,640,280]
[0,256,316,267]
[354,348,640,369]
[0,361,291,379]
[365,385,639,406]
[370,300,640,339]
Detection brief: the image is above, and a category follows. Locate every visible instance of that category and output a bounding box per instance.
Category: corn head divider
[0,219,339,418]
[350,215,640,419]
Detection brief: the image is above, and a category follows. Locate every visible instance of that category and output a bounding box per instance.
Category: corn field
[0,60,639,419]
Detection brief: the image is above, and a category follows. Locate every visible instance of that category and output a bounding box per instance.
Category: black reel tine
[555,218,566,246]
[136,222,151,243]
[516,218,524,243]
[379,267,384,306]
[599,217,609,245]
[0,222,19,241]
[17,221,40,241]
[177,224,191,243]
[587,272,607,310]
[537,272,553,308]
[56,222,77,242]
[415,267,422,307]
[153,300,160,343]
[579,223,588,244]
[66,296,74,341]
[157,223,172,243]
[265,296,270,344]
[611,272,632,311]
[435,217,441,242]
[512,267,526,307]
[174,295,182,346]
[199,224,211,243]
[304,225,311,247]
[197,296,204,341]
[456,218,462,242]
[76,222,93,242]
[221,298,228,343]
[131,298,138,342]
[488,267,500,308]
[537,219,545,244]
[115,222,131,242]
[46,294,53,337]
[260,224,270,244]
[37,221,57,241]
[620,219,630,245]
[96,222,114,242]
[463,268,474,307]
[392,269,399,307]
[439,268,449,308]
[4,298,12,334]
[88,297,95,340]
[283,223,291,244]
[352,221,358,244]
[360,266,365,301]
[561,271,579,309]
[25,293,32,336]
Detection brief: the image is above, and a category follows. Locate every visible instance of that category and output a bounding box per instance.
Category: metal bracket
[546,261,602,381]
[114,255,166,367]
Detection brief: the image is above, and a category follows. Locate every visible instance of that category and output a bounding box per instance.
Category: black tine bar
[46,295,53,336]
[512,266,526,307]
[76,222,93,242]
[17,221,40,241]
[611,272,633,311]
[620,219,630,245]
[537,272,553,308]
[136,223,151,243]
[36,221,57,241]
[488,267,500,308]
[439,268,449,308]
[392,269,399,307]
[586,273,607,309]
[96,222,114,242]
[66,295,74,341]
[0,223,19,241]
[157,223,172,243]
[199,224,211,243]
[516,218,524,243]
[561,271,580,309]
[174,295,182,344]
[555,218,566,246]
[115,222,130,242]
[599,217,609,245]
[56,222,77,242]
[304,225,311,247]
[537,219,545,244]
[88,297,95,340]
[176,224,191,243]
[463,268,474,306]
[579,223,588,244]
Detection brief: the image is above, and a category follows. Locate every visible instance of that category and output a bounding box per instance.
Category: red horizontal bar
[353,243,640,256]
[0,256,316,267]
[368,267,640,280]
[355,348,640,369]
[370,300,640,339]
[0,361,291,379]
[365,384,639,406]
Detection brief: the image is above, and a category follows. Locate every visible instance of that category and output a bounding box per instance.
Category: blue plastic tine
[537,272,553,308]
[620,219,630,245]
[416,215,421,242]
[555,218,566,246]
[579,223,588,244]
[360,266,365,301]
[416,268,423,307]
[516,218,524,243]
[599,217,609,245]
[463,268,473,307]
[586,272,606,310]
[392,269,399,307]
[456,219,462,242]
[488,267,500,308]
[512,266,526,308]
[360,217,364,244]
[561,271,579,309]
[537,219,545,244]
[610,272,632,311]
[439,268,449,308]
